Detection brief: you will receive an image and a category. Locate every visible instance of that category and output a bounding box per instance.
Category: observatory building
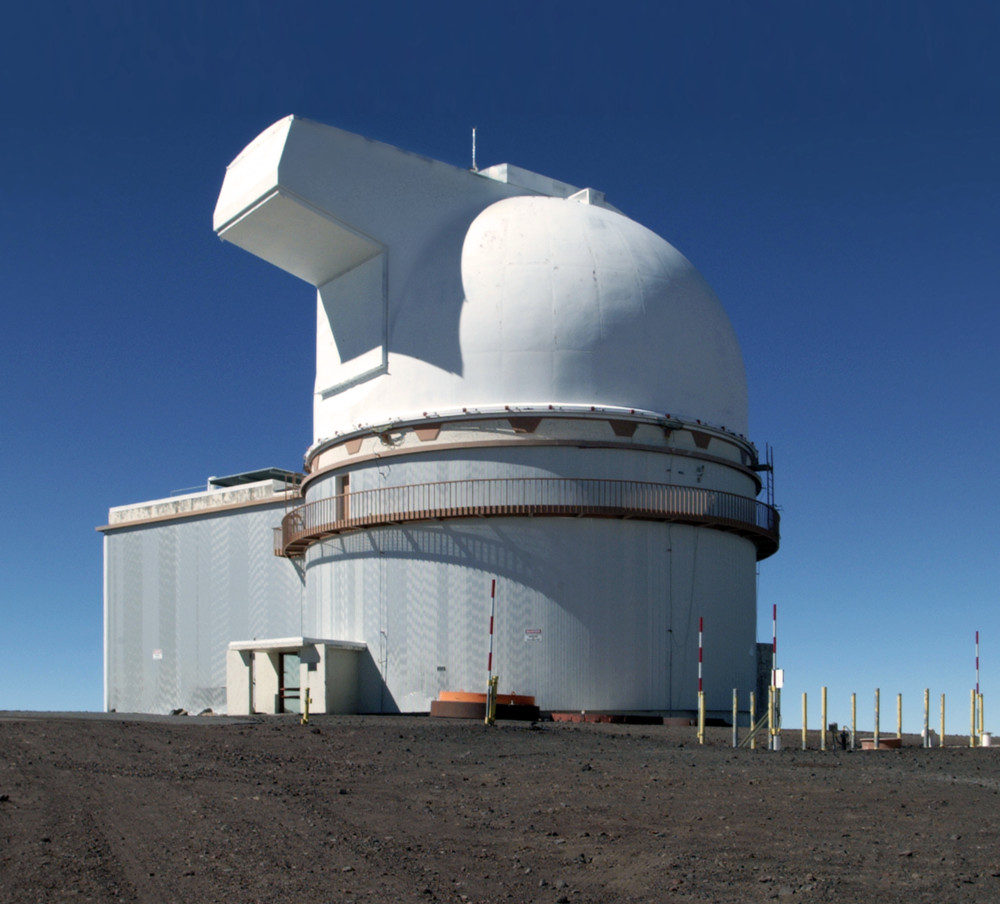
[100,116,779,717]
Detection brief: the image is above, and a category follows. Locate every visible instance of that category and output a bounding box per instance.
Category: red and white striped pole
[485,579,499,726]
[771,604,779,749]
[976,630,980,697]
[772,604,777,683]
[487,578,497,680]
[975,630,981,741]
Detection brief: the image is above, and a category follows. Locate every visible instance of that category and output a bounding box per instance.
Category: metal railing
[276,477,779,560]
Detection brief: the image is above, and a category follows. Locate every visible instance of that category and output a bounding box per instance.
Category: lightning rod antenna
[471,127,478,172]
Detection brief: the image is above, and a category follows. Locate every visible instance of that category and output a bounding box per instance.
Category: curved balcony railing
[276,477,779,560]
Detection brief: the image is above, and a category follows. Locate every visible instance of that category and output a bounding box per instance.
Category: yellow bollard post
[750,691,757,750]
[301,687,311,726]
[821,686,828,752]
[874,688,880,750]
[851,693,857,750]
[896,693,902,740]
[923,688,930,748]
[941,693,946,748]
[732,688,738,748]
[698,691,706,745]
[971,688,976,747]
[484,675,499,726]
[802,693,807,750]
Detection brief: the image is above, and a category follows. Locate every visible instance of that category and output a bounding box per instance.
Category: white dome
[311,194,748,444]
[458,196,748,434]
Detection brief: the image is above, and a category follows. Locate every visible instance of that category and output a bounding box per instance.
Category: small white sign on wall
[152,649,163,661]
[524,629,542,642]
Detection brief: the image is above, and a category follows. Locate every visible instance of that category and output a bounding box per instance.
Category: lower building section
[303,518,758,716]
[101,458,772,718]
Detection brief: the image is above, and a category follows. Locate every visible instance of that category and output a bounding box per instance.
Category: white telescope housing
[214,116,749,453]
[101,116,778,718]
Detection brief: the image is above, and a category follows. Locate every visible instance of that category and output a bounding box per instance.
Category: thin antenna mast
[471,127,477,172]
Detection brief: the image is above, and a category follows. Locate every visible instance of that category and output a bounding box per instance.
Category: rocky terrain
[2,713,999,903]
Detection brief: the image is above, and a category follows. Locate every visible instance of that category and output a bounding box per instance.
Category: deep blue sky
[2,2,998,729]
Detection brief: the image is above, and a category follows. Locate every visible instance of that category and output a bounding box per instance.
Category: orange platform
[430,690,539,721]
[437,690,535,706]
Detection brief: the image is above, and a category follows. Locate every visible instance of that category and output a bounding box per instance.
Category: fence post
[801,693,807,750]
[874,688,880,750]
[732,688,738,748]
[923,688,930,748]
[750,691,757,750]
[821,686,828,751]
[940,693,946,748]
[851,693,857,750]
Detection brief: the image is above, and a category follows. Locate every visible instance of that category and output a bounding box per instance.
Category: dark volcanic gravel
[2,714,999,903]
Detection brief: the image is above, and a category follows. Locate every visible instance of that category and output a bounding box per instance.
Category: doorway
[278,652,301,714]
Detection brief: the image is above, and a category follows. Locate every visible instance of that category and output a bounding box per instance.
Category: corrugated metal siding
[108,446,758,716]
[105,503,302,714]
[300,444,759,715]
[304,517,756,714]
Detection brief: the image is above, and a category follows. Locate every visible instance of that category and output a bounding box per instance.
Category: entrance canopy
[226,636,367,716]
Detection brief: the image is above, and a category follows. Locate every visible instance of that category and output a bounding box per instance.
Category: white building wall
[303,518,756,715]
[104,503,302,714]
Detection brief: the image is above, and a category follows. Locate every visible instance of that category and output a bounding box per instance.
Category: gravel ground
[2,713,1000,903]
